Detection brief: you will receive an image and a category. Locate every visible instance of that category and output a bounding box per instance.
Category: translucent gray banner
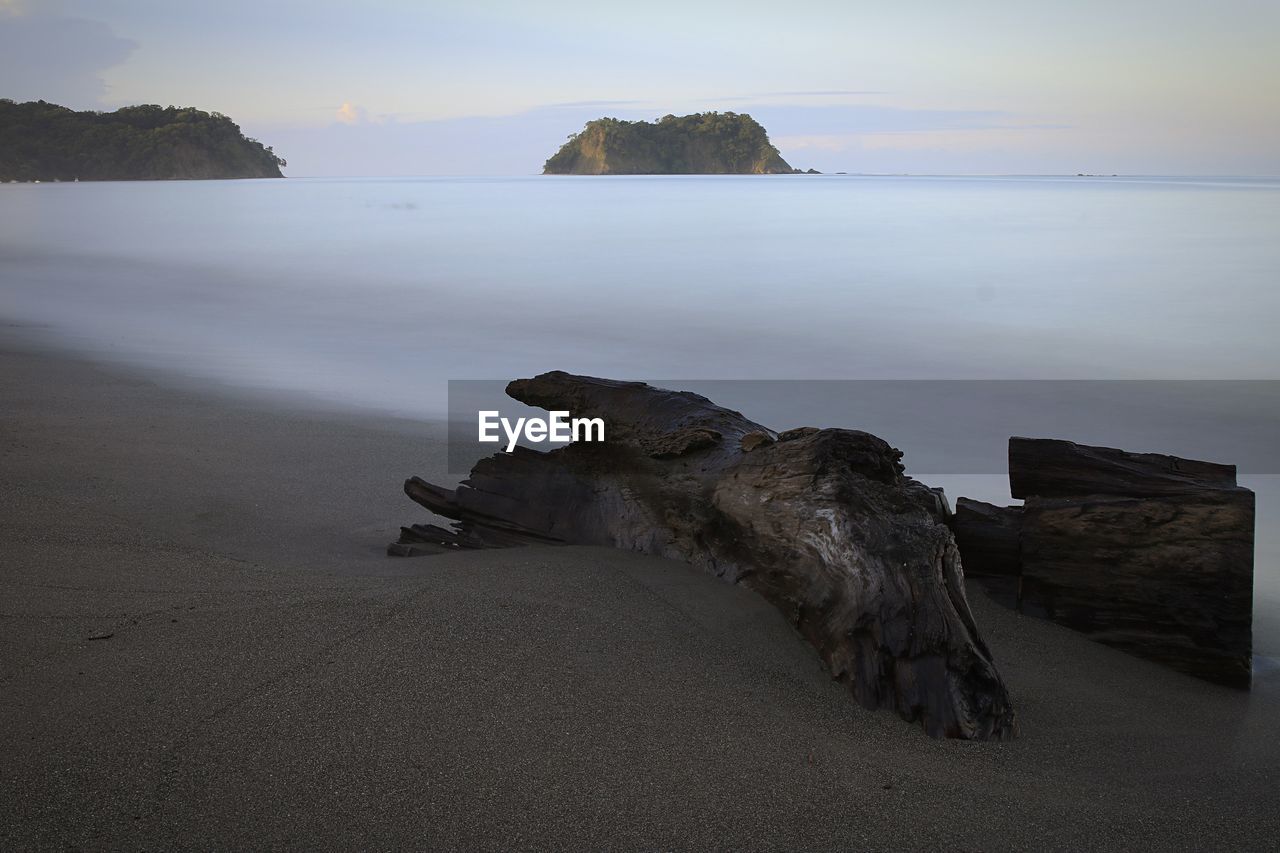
[447,379,1280,476]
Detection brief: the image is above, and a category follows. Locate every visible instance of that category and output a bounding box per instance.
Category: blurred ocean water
[2,174,1277,654]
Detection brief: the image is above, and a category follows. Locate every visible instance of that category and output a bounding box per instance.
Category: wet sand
[2,342,1278,850]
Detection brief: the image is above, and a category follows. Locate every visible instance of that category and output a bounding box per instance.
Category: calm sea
[2,175,1278,656]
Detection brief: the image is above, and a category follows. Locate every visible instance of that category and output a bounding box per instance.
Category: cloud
[259,105,595,176]
[776,128,1044,154]
[336,102,368,125]
[714,90,888,103]
[531,101,1021,137]
[747,103,1018,135]
[252,101,1055,177]
[758,90,888,97]
[754,105,1066,172]
[542,99,650,109]
[0,11,136,107]
[772,134,852,152]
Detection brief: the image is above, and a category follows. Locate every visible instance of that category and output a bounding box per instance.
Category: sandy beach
[3,340,1278,851]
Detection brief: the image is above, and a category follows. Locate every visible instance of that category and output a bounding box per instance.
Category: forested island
[543,112,800,175]
[0,100,285,182]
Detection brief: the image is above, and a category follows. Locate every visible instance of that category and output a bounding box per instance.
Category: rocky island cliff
[543,112,794,175]
[0,100,285,181]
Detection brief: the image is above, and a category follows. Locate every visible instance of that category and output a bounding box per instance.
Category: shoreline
[0,320,450,428]
[3,340,1279,849]
[8,319,1278,659]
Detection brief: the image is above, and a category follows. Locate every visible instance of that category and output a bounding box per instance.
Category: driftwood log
[957,437,1254,688]
[953,499,1023,578]
[392,372,1017,740]
[1009,437,1240,499]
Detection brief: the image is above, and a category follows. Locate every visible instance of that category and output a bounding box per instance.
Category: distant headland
[0,100,285,182]
[543,112,806,175]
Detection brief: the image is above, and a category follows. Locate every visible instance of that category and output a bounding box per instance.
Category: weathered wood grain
[1019,490,1254,687]
[952,498,1023,578]
[392,372,1018,740]
[1009,436,1238,499]
[955,437,1254,688]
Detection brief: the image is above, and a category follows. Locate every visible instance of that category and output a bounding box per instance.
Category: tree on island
[543,111,796,175]
[0,100,285,182]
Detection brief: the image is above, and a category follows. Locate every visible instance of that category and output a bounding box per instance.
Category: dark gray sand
[2,343,1279,851]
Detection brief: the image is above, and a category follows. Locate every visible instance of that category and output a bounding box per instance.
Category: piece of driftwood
[957,437,1254,687]
[1009,436,1238,499]
[393,372,1017,740]
[952,498,1023,578]
[1020,490,1254,687]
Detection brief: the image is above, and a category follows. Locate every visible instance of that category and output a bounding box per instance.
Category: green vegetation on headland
[0,100,285,182]
[543,112,803,175]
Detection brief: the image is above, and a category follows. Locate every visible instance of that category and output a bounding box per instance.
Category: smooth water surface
[4,175,1279,407]
[2,175,1278,654]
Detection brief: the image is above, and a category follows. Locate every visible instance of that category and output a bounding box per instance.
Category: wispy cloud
[748,103,1018,134]
[542,99,651,109]
[714,90,888,103]
[755,104,1068,170]
[336,102,366,124]
[758,90,888,97]
[257,100,1061,176]
[0,10,137,107]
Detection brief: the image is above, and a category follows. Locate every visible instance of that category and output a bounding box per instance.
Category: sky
[2,0,1278,176]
